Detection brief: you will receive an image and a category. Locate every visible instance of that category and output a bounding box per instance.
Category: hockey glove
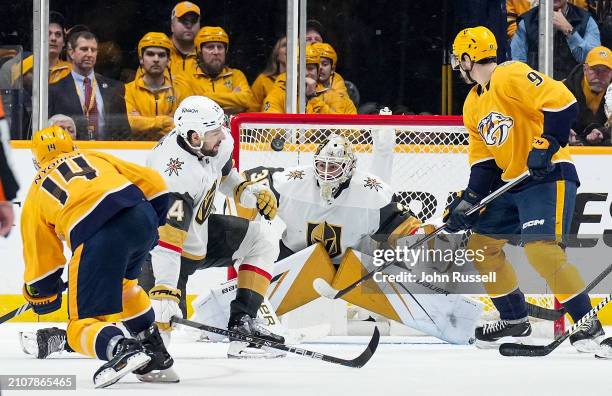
[527,135,559,180]
[149,285,182,332]
[234,181,278,220]
[443,189,482,232]
[23,280,64,315]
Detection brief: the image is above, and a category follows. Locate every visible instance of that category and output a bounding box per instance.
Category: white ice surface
[1,323,611,396]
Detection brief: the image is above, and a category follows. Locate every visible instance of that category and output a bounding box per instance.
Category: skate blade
[475,335,532,350]
[136,367,180,383]
[573,335,606,353]
[227,342,286,359]
[94,352,151,389]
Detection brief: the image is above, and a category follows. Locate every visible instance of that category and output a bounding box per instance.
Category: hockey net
[230,113,564,338]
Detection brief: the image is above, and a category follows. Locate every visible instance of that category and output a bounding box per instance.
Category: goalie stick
[0,302,31,325]
[314,173,529,301]
[172,316,379,368]
[499,294,612,357]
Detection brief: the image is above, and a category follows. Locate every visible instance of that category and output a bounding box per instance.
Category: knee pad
[524,241,586,301]
[467,233,518,297]
[234,220,279,275]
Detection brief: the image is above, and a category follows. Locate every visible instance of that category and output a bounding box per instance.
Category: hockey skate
[133,324,179,383]
[93,338,151,389]
[20,327,72,359]
[595,337,612,359]
[474,319,532,349]
[227,314,287,359]
[570,317,605,353]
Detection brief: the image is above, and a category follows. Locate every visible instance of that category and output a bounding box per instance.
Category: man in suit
[49,31,131,140]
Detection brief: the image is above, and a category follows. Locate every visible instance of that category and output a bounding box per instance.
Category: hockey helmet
[195,26,229,51]
[137,32,173,57]
[31,125,76,169]
[313,133,356,202]
[312,42,337,67]
[174,95,226,151]
[451,26,497,69]
[305,44,321,66]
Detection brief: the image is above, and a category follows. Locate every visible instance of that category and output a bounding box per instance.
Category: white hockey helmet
[313,133,356,202]
[174,95,225,150]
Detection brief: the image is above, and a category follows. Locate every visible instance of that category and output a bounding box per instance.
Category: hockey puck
[271,137,285,152]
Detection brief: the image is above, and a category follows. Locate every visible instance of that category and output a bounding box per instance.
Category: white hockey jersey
[146,129,234,287]
[243,166,421,263]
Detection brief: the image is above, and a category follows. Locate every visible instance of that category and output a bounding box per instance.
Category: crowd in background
[0,0,611,145]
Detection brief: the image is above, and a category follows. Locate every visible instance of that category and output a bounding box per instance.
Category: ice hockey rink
[1,323,610,395]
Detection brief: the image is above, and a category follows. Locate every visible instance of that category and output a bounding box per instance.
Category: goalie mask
[313,134,356,202]
[174,95,226,153]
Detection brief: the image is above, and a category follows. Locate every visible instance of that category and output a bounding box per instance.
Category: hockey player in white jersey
[138,96,285,359]
[198,133,483,344]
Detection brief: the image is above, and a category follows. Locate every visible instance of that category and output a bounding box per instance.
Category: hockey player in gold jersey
[447,26,604,350]
[21,126,177,388]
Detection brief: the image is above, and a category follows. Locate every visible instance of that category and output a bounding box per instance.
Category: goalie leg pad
[467,233,519,297]
[332,249,483,344]
[267,243,336,315]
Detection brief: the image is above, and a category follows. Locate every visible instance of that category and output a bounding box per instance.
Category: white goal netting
[231,113,563,337]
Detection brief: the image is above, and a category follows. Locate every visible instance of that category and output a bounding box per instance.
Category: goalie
[199,133,483,344]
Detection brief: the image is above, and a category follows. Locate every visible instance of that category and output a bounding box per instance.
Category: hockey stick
[316,174,530,300]
[0,302,31,325]
[172,316,379,368]
[524,262,612,321]
[499,294,612,357]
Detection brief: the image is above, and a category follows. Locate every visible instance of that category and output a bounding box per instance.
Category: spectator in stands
[263,44,356,114]
[311,42,348,94]
[564,45,612,145]
[189,26,255,114]
[0,100,18,237]
[306,19,325,44]
[49,31,131,140]
[250,36,286,111]
[169,1,201,79]
[511,0,601,80]
[48,114,77,139]
[64,25,90,62]
[125,32,190,140]
[507,1,591,39]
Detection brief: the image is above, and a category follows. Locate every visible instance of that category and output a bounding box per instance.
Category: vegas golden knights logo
[307,221,342,258]
[478,111,513,146]
[196,181,216,224]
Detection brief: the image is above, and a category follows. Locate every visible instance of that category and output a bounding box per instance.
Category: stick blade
[499,342,552,357]
[349,326,380,368]
[313,278,338,299]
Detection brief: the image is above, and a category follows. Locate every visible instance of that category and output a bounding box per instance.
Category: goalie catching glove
[149,285,182,331]
[234,180,278,220]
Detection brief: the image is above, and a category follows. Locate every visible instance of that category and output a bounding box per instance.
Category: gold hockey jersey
[463,61,576,181]
[21,150,168,287]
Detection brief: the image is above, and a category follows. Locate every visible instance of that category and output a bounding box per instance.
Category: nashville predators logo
[165,157,184,176]
[196,181,216,224]
[477,112,513,147]
[307,221,342,258]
